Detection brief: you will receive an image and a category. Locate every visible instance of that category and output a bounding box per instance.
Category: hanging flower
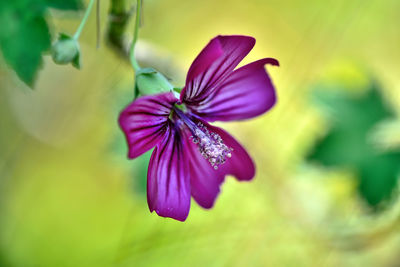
[119,35,279,221]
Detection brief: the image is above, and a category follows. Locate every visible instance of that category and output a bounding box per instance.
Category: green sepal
[133,83,140,99]
[173,87,183,93]
[135,67,174,96]
[71,52,81,69]
[136,68,158,75]
[59,33,72,40]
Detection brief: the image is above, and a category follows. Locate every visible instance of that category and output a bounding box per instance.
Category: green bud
[135,68,174,96]
[51,33,81,69]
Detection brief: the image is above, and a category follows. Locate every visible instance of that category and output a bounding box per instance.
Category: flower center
[173,107,233,170]
[190,122,232,169]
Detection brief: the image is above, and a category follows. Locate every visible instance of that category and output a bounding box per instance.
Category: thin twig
[96,0,101,48]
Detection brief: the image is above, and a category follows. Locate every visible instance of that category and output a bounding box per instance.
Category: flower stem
[129,0,141,71]
[73,0,96,40]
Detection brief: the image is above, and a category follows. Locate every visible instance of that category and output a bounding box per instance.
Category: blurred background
[1,0,400,266]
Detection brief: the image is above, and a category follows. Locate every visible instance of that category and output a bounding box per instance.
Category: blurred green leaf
[0,4,50,87]
[308,83,400,207]
[46,0,83,10]
[0,0,83,87]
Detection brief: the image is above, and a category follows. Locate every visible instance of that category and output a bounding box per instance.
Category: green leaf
[46,0,83,11]
[0,8,50,87]
[308,83,400,207]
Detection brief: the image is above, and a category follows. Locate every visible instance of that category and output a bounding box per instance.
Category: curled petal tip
[260,57,279,67]
[216,34,255,41]
[268,57,280,66]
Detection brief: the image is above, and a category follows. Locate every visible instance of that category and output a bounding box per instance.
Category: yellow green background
[1,0,400,266]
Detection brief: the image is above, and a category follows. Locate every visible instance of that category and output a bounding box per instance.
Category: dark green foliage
[46,0,83,10]
[0,0,82,87]
[308,83,400,207]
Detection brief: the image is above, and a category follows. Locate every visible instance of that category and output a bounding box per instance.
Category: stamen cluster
[190,122,233,169]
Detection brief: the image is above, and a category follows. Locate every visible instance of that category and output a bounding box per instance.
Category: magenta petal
[190,58,279,122]
[184,38,224,88]
[181,35,255,104]
[118,92,178,159]
[147,123,191,221]
[183,119,255,209]
[209,123,256,181]
[181,128,225,209]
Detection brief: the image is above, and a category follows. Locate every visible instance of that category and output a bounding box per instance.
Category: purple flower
[119,35,278,221]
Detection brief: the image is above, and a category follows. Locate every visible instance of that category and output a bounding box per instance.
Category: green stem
[73,0,96,40]
[129,0,141,71]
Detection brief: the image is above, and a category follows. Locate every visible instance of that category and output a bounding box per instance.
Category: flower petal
[181,127,225,209]
[189,58,279,122]
[211,123,256,181]
[183,118,255,209]
[181,35,255,104]
[147,122,191,221]
[119,92,178,159]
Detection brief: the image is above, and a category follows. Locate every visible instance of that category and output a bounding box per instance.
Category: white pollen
[191,122,233,170]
